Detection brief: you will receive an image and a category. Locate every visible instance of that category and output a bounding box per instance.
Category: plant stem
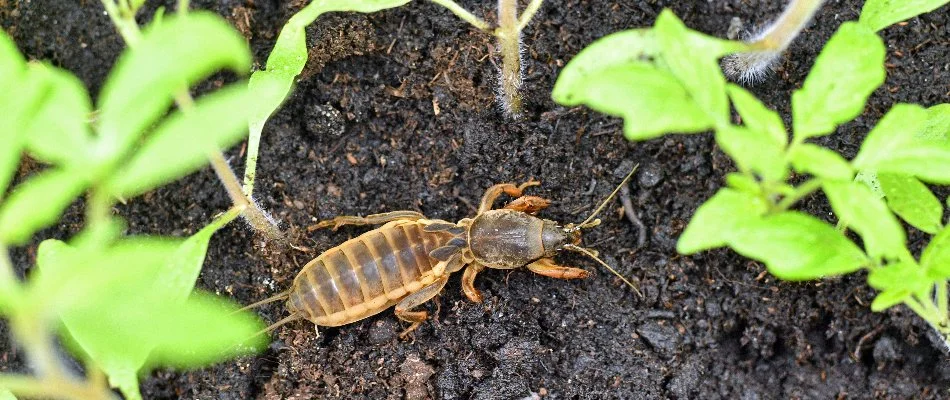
[496,0,523,116]
[177,0,190,15]
[428,0,491,31]
[772,178,821,212]
[516,0,543,32]
[748,0,825,51]
[938,280,948,321]
[100,0,283,241]
[0,374,114,400]
[0,245,21,311]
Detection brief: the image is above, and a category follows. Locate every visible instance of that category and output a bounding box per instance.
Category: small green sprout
[240,0,409,201]
[554,8,950,348]
[0,9,274,400]
[430,0,544,117]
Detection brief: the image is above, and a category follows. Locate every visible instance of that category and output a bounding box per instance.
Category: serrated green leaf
[571,63,714,140]
[654,11,745,126]
[727,84,787,146]
[789,144,853,181]
[677,188,768,254]
[552,29,658,105]
[106,83,263,198]
[823,181,905,260]
[728,212,868,280]
[0,168,87,245]
[854,104,950,183]
[22,64,94,167]
[860,0,950,32]
[792,22,886,139]
[97,12,251,159]
[715,125,787,182]
[878,173,943,234]
[922,225,950,279]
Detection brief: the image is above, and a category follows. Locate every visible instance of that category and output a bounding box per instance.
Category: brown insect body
[286,220,456,327]
[247,167,639,338]
[466,209,577,269]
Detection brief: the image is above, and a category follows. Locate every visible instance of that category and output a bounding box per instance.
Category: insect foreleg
[526,258,589,280]
[478,181,539,213]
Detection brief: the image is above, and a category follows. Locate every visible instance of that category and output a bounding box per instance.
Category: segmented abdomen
[288,221,453,327]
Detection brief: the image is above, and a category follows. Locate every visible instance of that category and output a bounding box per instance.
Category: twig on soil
[852,324,885,361]
[619,185,647,248]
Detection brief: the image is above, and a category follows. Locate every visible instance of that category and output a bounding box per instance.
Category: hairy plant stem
[99,0,283,242]
[748,0,825,51]
[496,0,523,116]
[428,0,543,118]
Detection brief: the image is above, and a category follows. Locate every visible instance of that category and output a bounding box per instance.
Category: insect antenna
[254,313,304,338]
[237,290,291,313]
[565,244,643,298]
[571,164,640,231]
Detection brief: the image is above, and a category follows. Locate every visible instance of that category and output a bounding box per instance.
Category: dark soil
[2,0,949,398]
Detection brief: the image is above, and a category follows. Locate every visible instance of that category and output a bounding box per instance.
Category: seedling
[554,5,950,349]
[430,0,543,117]
[240,0,409,201]
[0,7,274,400]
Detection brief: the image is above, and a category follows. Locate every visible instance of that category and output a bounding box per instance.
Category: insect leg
[503,195,551,215]
[478,180,540,213]
[312,211,426,231]
[394,274,449,339]
[461,262,486,303]
[526,258,590,280]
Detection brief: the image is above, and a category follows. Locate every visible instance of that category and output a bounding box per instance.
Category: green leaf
[789,144,853,181]
[860,0,950,32]
[922,225,950,279]
[21,64,94,167]
[158,209,237,303]
[854,104,950,183]
[920,103,950,141]
[791,22,886,139]
[725,173,760,194]
[552,29,659,105]
[823,181,905,260]
[715,125,787,182]
[727,84,787,146]
[867,261,931,311]
[878,173,943,234]
[653,11,745,126]
[97,12,251,159]
[677,188,768,254]
[0,388,16,400]
[855,170,885,198]
[728,212,868,280]
[145,291,266,369]
[106,83,263,198]
[871,287,911,311]
[322,0,411,12]
[0,29,24,80]
[0,168,87,245]
[568,63,714,140]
